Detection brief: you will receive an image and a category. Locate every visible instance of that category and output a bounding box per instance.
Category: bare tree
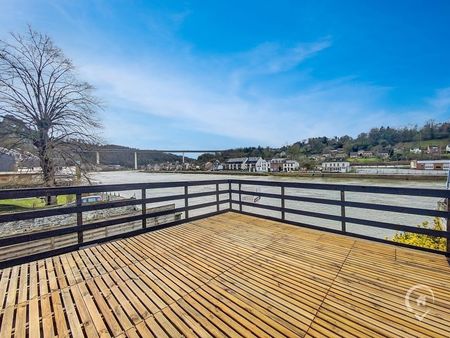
[0,27,102,198]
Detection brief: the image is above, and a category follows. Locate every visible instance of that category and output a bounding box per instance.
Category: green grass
[347,157,382,163]
[0,195,75,213]
[399,138,450,149]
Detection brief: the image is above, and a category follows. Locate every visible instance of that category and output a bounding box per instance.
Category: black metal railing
[229,179,450,255]
[0,180,230,267]
[0,179,449,268]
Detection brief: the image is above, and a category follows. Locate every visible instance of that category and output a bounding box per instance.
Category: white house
[247,157,269,172]
[283,160,299,172]
[258,159,270,172]
[214,161,224,171]
[225,158,247,170]
[410,148,422,154]
[322,161,351,173]
[226,157,269,172]
[446,144,450,153]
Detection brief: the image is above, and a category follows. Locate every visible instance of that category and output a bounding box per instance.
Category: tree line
[197,120,450,164]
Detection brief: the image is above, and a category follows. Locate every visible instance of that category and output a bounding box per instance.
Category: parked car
[81,195,102,204]
[66,195,103,206]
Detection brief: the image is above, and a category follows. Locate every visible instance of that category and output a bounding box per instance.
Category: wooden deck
[0,212,449,337]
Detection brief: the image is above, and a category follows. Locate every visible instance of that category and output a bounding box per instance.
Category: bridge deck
[0,212,449,337]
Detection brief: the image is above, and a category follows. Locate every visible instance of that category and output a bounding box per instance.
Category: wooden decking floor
[0,212,449,337]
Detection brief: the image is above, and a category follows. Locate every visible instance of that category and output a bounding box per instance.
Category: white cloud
[80,46,393,146]
[237,39,332,75]
[429,87,450,113]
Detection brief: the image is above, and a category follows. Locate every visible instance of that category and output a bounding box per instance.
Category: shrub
[391,217,447,251]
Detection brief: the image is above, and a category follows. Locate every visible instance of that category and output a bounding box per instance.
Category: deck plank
[0,212,449,337]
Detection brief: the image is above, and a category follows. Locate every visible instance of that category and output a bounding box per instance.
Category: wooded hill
[197,120,450,164]
[86,145,189,168]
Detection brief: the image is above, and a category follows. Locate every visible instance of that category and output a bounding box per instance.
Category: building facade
[269,159,299,172]
[411,160,450,170]
[270,158,285,172]
[246,157,269,172]
[322,161,351,173]
[224,157,269,172]
[283,160,300,172]
[225,158,248,170]
[426,145,440,155]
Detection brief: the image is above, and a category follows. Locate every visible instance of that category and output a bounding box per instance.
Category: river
[89,171,448,240]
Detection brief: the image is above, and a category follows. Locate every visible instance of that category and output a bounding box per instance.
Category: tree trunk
[40,152,57,205]
[37,128,57,205]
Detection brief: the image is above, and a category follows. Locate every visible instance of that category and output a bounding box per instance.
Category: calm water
[89,171,447,240]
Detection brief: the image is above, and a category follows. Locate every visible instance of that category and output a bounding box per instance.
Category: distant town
[3,143,450,175]
[1,119,450,180]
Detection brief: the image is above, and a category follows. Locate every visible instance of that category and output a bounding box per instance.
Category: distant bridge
[84,149,226,169]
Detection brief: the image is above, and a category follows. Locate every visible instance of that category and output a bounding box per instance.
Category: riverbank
[140,170,447,181]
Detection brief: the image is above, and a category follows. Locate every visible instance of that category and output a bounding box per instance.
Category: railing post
[340,190,346,233]
[142,188,147,229]
[446,197,449,254]
[216,183,220,212]
[76,193,83,245]
[228,181,232,210]
[281,186,285,221]
[239,183,242,212]
[184,184,189,219]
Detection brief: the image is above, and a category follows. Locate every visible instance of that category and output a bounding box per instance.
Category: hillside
[197,120,450,165]
[87,145,190,168]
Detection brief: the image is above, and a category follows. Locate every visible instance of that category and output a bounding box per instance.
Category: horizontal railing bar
[143,190,227,205]
[231,179,450,198]
[0,210,174,247]
[236,199,449,238]
[2,178,448,200]
[343,200,449,218]
[232,210,446,255]
[82,199,229,233]
[0,179,230,199]
[0,199,230,247]
[233,189,449,218]
[344,216,450,238]
[239,200,343,222]
[0,224,80,247]
[81,207,187,232]
[187,200,223,211]
[0,190,229,223]
[0,205,79,223]
[234,189,342,206]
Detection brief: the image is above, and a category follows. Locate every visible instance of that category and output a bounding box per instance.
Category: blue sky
[1,0,450,149]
